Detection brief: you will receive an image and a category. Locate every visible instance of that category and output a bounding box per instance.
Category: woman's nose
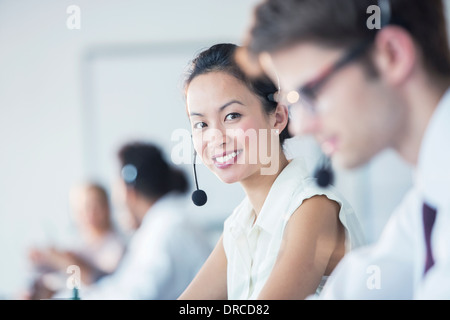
[204,126,230,148]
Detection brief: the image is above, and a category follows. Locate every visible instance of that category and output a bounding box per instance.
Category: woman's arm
[257,195,342,300]
[178,234,228,300]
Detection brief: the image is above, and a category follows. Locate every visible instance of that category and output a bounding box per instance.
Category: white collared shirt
[223,157,366,300]
[319,88,450,299]
[78,193,210,300]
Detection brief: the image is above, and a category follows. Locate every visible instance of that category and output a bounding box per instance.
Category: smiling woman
[178,43,366,300]
[185,43,290,184]
[187,71,285,182]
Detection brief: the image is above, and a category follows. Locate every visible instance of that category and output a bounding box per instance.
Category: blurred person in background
[79,142,210,299]
[26,183,125,299]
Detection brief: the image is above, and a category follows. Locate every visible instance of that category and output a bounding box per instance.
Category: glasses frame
[285,0,392,116]
[285,39,372,116]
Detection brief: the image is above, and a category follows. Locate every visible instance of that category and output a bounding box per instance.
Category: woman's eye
[225,113,242,121]
[193,122,207,129]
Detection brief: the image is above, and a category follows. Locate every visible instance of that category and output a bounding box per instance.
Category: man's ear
[373,25,417,86]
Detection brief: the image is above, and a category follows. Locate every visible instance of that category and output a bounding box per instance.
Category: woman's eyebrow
[189,111,203,117]
[219,100,244,112]
[189,100,244,117]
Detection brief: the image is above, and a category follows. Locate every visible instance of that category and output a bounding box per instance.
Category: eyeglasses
[280,0,391,117]
[281,39,372,116]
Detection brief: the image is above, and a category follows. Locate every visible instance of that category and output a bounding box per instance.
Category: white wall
[0,0,449,297]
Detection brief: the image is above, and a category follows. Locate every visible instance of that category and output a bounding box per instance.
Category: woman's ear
[272,104,289,133]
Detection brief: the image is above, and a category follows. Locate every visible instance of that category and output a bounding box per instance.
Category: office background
[0,0,449,297]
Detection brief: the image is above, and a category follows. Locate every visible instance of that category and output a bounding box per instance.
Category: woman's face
[72,187,110,233]
[187,71,281,184]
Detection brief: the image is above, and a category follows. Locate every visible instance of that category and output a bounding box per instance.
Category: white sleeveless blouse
[223,157,366,300]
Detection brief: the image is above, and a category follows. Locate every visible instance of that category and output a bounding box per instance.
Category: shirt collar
[252,157,310,234]
[417,87,450,209]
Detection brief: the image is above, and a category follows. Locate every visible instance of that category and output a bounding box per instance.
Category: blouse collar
[238,157,311,235]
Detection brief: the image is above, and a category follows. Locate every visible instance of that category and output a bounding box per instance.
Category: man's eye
[225,113,241,121]
[194,122,207,129]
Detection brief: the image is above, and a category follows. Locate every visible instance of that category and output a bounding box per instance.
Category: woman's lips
[212,150,243,168]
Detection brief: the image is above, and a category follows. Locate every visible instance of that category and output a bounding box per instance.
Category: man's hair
[247,0,450,78]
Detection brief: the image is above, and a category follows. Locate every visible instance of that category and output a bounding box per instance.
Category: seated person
[27,183,125,299]
[78,142,211,299]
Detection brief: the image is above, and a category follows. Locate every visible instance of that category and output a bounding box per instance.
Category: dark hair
[185,43,291,145]
[118,142,188,199]
[247,0,450,78]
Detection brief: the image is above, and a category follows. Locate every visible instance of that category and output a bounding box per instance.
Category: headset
[191,150,207,206]
[313,155,334,188]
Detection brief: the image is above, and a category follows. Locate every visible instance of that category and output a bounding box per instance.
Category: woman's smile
[212,149,243,169]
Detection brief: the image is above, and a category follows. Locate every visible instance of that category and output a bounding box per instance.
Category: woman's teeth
[215,150,242,164]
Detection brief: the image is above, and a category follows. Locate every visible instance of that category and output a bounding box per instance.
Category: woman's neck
[240,150,289,218]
